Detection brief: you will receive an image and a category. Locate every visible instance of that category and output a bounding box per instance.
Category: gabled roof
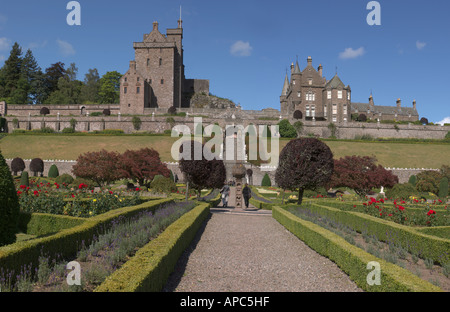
[325,74,345,89]
[351,102,419,116]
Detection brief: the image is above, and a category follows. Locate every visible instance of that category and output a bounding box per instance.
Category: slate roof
[351,102,419,116]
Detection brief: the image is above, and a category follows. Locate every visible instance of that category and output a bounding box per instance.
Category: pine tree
[0,151,20,246]
[21,49,43,104]
[0,42,23,100]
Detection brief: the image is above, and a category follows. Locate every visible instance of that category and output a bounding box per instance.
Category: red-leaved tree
[72,150,124,186]
[119,148,170,187]
[329,155,398,197]
[275,138,334,205]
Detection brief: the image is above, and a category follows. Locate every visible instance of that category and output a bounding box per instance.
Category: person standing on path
[242,183,251,209]
[220,183,230,208]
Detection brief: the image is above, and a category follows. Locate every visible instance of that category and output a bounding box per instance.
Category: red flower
[427,210,436,216]
[380,198,384,203]
[79,183,88,189]
[20,185,26,189]
[109,191,113,195]
[353,205,356,208]
[388,214,392,217]
[33,190,39,196]
[135,187,140,191]
[398,205,405,211]
[17,190,22,195]
[71,194,75,198]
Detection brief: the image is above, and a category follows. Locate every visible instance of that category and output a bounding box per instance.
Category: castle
[280,57,419,123]
[119,19,209,115]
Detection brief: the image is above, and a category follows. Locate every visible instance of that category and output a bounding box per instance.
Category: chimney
[318,64,323,77]
[307,56,312,66]
[396,98,401,108]
[413,99,417,110]
[129,60,136,71]
[152,21,159,31]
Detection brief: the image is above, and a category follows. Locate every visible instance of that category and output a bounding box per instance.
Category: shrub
[48,164,59,178]
[167,106,177,115]
[11,157,25,175]
[69,118,77,130]
[20,171,29,187]
[261,173,271,187]
[0,151,20,246]
[39,107,50,116]
[408,175,417,187]
[439,177,449,199]
[72,150,123,186]
[385,183,417,200]
[150,176,177,194]
[278,119,297,138]
[62,127,76,133]
[131,116,142,131]
[416,170,443,195]
[89,112,102,117]
[55,173,74,185]
[38,126,55,133]
[103,109,111,116]
[71,177,96,189]
[293,121,304,136]
[30,158,44,177]
[358,114,367,122]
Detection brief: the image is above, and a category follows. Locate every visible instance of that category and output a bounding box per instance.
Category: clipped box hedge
[272,206,442,292]
[292,202,450,266]
[18,212,86,237]
[0,198,173,277]
[95,202,210,292]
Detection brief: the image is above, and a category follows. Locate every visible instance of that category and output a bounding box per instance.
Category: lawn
[1,134,449,168]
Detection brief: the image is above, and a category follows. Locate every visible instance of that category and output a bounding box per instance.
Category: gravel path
[163,210,362,292]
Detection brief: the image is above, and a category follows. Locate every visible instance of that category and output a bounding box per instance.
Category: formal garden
[0,135,449,292]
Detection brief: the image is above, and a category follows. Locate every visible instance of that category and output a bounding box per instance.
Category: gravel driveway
[163,211,362,292]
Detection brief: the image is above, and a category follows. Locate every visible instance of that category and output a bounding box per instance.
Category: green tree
[416,170,443,195]
[439,177,449,199]
[20,170,29,187]
[21,49,43,104]
[277,119,297,138]
[0,42,23,100]
[48,164,60,178]
[80,68,100,103]
[0,151,20,246]
[261,173,272,186]
[99,71,121,103]
[132,116,142,131]
[45,63,82,104]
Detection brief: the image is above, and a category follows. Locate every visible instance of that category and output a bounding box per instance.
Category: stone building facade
[119,19,209,115]
[280,57,419,123]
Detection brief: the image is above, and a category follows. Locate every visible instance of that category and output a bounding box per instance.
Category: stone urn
[232,163,246,179]
[232,163,246,209]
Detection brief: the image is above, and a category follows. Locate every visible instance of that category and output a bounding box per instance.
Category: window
[137,77,140,82]
[136,87,140,94]
[348,92,351,100]
[324,105,327,117]
[333,117,337,122]
[332,104,337,115]
[293,80,296,85]
[338,90,343,99]
[311,105,315,117]
[124,87,127,94]
[124,77,127,82]
[147,58,150,66]
[327,91,331,99]
[343,104,347,115]
[297,91,301,98]
[306,105,310,117]
[161,79,164,84]
[308,78,312,85]
[159,58,162,66]
[306,92,315,101]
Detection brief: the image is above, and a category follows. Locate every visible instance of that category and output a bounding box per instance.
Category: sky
[0,0,449,124]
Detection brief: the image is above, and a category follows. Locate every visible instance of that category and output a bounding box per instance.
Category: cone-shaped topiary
[0,151,20,246]
[439,177,449,199]
[48,164,59,178]
[261,173,272,186]
[19,170,29,187]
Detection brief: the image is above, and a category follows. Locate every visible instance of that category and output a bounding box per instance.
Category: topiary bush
[11,157,25,176]
[20,171,29,187]
[103,109,111,116]
[385,183,417,200]
[48,164,59,178]
[408,175,417,187]
[439,177,449,199]
[55,173,74,186]
[30,158,44,177]
[0,151,20,246]
[39,107,50,116]
[150,176,177,194]
[261,173,272,187]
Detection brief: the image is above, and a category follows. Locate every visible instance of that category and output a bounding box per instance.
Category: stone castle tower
[120,18,209,114]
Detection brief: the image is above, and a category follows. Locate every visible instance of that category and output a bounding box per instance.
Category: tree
[408,175,417,186]
[132,116,142,131]
[72,150,124,186]
[275,138,334,205]
[21,49,43,104]
[420,117,429,125]
[0,151,20,246]
[0,42,23,100]
[44,62,66,95]
[40,107,50,116]
[329,156,398,198]
[293,121,304,137]
[20,170,29,187]
[45,63,82,104]
[80,68,100,104]
[30,158,44,177]
[179,140,225,198]
[99,71,121,103]
[277,119,297,138]
[11,157,25,175]
[261,173,271,186]
[119,148,170,188]
[102,108,111,116]
[439,177,449,199]
[416,170,443,195]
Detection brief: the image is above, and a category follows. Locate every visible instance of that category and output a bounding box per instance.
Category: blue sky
[0,0,449,123]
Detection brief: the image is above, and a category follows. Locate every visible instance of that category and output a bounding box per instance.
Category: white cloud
[339,47,366,60]
[436,117,450,125]
[27,40,48,50]
[230,40,253,57]
[416,40,426,50]
[0,37,11,51]
[57,39,75,56]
